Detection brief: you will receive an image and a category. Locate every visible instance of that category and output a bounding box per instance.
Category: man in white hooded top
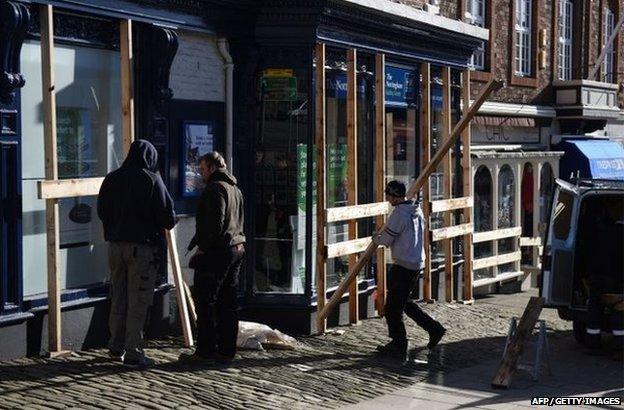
[373,180,446,360]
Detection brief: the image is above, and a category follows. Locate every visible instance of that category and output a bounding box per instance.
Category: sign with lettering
[385,66,416,106]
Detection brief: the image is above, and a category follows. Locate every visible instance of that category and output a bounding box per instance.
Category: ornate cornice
[0,1,29,104]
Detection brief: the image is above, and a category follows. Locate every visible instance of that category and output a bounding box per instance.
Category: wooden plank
[473,271,525,287]
[183,281,197,324]
[375,53,387,316]
[461,69,473,302]
[120,19,135,154]
[318,78,505,322]
[166,229,193,347]
[347,48,359,325]
[38,177,105,199]
[473,226,522,243]
[327,238,376,259]
[315,43,327,334]
[326,202,390,223]
[431,223,474,242]
[473,251,521,270]
[491,296,545,389]
[520,237,542,247]
[420,62,432,302]
[442,67,453,303]
[40,4,63,355]
[431,196,473,213]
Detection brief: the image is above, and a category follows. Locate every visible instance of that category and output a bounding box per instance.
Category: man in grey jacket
[373,180,446,360]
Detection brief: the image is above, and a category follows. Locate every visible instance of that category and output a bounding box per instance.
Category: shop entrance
[0,139,20,314]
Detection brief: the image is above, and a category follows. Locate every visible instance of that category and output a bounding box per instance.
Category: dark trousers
[385,264,441,345]
[193,245,245,358]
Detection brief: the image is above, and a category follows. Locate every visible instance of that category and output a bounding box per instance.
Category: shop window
[20,40,123,296]
[474,165,493,279]
[253,67,308,294]
[385,65,419,189]
[429,67,445,263]
[322,50,375,289]
[539,163,554,236]
[557,0,573,80]
[521,163,534,264]
[498,164,516,273]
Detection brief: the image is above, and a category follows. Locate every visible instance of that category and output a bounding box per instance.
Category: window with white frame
[514,0,533,76]
[558,0,573,80]
[467,0,486,70]
[602,7,615,82]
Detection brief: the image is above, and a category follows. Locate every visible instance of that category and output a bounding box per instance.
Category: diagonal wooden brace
[318,78,505,323]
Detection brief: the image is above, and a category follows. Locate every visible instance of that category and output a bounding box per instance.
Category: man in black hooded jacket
[180,151,245,365]
[97,140,176,367]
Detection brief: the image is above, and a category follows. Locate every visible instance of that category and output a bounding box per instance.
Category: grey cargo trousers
[108,242,159,361]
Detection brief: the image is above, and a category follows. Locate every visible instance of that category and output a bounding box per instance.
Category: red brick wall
[401,0,624,108]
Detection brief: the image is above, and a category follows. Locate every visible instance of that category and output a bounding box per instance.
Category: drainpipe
[217,38,234,170]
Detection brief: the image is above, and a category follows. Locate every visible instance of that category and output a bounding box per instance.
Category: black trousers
[193,245,245,358]
[385,264,441,345]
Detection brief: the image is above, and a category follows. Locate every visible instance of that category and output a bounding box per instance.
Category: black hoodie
[195,168,245,251]
[97,140,176,243]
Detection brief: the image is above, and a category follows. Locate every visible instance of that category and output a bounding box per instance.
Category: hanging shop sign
[181,121,215,197]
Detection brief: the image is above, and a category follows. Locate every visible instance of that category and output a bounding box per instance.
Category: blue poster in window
[326,72,366,99]
[181,121,214,197]
[385,66,417,106]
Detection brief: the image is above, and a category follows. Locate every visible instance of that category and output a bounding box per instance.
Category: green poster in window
[262,76,298,101]
[57,107,94,178]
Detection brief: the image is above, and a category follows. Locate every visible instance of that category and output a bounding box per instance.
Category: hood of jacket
[208,168,238,186]
[122,140,158,172]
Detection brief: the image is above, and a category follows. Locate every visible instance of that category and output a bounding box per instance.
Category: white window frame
[602,7,615,83]
[467,0,486,70]
[514,0,533,77]
[557,0,573,80]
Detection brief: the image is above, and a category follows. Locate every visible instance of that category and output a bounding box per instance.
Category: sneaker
[123,356,154,368]
[427,325,446,349]
[108,350,124,362]
[178,352,215,365]
[376,341,408,360]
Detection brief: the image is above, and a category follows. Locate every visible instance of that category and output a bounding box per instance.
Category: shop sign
[262,76,298,101]
[385,66,416,106]
[262,69,294,78]
[326,73,366,100]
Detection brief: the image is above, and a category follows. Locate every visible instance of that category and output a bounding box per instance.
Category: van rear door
[541,179,579,307]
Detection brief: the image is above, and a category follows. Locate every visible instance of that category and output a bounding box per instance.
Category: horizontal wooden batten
[431,223,474,242]
[326,237,377,259]
[473,227,522,243]
[326,202,390,223]
[520,237,542,247]
[473,251,521,270]
[431,196,473,213]
[38,177,105,200]
[473,271,525,287]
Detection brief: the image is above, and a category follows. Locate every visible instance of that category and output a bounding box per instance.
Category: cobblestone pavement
[0,291,576,410]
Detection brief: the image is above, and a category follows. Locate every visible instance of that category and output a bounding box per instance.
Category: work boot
[178,351,215,365]
[376,341,408,360]
[108,349,125,362]
[427,324,446,349]
[123,356,154,368]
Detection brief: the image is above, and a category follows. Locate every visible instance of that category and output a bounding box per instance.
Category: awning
[557,139,624,181]
[472,116,536,127]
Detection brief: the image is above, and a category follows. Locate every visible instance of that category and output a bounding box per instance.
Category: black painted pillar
[0,0,29,315]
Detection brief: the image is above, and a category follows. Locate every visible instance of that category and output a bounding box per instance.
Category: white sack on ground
[237,321,298,351]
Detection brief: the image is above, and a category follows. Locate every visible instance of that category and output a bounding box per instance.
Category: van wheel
[573,320,587,346]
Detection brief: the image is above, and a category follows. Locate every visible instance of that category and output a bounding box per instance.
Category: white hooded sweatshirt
[373,200,426,271]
